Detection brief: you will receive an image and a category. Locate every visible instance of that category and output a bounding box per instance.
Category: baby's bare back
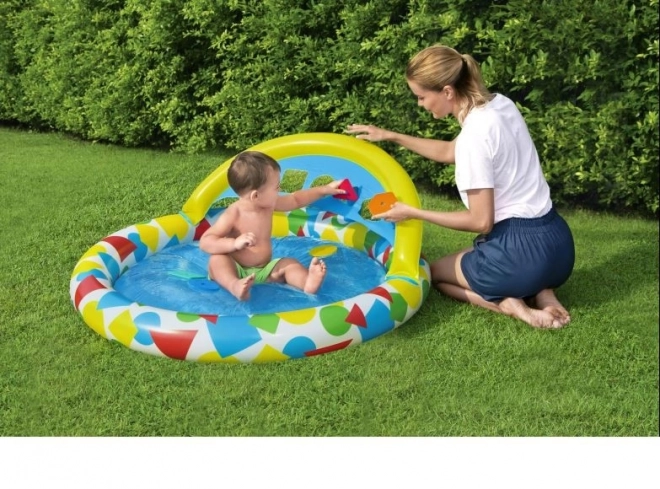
[230,207,274,268]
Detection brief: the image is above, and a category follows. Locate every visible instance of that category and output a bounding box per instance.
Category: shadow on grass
[392,290,465,340]
[565,227,658,308]
[393,218,659,340]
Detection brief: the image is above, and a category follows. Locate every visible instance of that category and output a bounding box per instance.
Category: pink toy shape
[333,179,358,202]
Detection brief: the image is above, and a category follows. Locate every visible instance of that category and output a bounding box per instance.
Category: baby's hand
[324,180,348,197]
[234,232,256,250]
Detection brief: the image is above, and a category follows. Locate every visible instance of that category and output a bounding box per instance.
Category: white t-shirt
[454,94,552,223]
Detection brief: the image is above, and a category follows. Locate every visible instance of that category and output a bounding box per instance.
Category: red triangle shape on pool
[346,303,367,327]
[150,329,198,361]
[102,235,137,261]
[74,275,107,309]
[368,286,393,302]
[305,339,353,356]
[194,219,211,241]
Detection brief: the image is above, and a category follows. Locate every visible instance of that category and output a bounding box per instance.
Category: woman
[346,45,575,329]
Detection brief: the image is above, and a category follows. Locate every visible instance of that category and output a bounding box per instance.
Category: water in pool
[114,236,387,315]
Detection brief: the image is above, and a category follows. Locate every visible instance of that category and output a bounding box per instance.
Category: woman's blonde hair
[406,45,493,123]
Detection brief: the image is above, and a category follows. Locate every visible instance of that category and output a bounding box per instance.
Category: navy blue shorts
[460,207,575,303]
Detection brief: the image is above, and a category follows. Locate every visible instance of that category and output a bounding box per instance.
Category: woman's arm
[373,188,495,234]
[345,124,456,164]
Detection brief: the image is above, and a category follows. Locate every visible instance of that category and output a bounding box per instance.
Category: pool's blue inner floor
[114,236,387,315]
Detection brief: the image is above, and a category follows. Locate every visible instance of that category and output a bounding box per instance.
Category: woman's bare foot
[303,257,327,294]
[533,289,571,326]
[499,297,563,329]
[230,274,255,301]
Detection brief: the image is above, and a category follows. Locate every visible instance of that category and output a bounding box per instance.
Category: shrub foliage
[1,0,657,214]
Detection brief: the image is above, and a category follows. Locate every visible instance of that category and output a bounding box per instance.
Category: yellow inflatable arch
[183,132,423,281]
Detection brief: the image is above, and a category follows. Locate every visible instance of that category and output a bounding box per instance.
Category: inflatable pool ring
[70,133,431,363]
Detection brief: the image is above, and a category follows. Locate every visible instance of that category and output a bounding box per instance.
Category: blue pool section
[114,236,387,316]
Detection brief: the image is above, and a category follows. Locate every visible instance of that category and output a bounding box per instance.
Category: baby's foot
[499,297,563,329]
[534,289,571,326]
[303,257,327,294]
[231,274,255,301]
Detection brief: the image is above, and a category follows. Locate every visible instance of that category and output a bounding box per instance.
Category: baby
[199,151,344,300]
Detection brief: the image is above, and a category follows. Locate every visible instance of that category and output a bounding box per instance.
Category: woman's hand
[372,202,418,222]
[345,124,391,142]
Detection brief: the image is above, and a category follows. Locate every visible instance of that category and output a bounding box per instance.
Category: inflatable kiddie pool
[70,133,431,363]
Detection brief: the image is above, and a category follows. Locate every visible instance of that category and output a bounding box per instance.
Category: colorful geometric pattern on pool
[70,133,431,363]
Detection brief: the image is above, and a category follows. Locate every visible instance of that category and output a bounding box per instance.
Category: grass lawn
[1,127,658,439]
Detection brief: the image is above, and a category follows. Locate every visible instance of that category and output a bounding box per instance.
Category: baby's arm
[199,206,255,254]
[275,180,345,212]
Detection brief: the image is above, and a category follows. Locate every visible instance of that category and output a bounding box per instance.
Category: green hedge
[1,0,657,214]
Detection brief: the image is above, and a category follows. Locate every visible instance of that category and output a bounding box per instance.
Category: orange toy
[368,192,397,216]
